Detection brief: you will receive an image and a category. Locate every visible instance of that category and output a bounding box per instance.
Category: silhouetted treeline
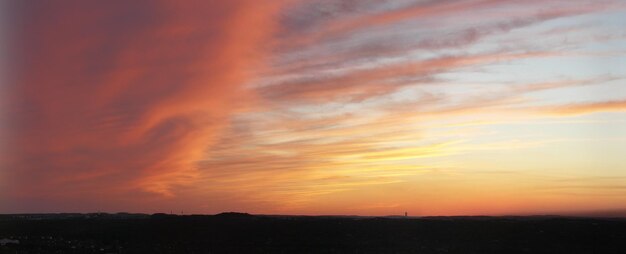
[1,213,625,253]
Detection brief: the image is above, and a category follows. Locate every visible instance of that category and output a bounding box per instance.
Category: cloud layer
[2,0,625,215]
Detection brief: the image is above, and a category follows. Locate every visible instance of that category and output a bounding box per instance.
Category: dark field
[1,213,625,253]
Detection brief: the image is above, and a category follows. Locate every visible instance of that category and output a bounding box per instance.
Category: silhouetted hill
[1,213,625,253]
[214,212,253,217]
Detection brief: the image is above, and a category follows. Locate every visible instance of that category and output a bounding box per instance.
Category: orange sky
[1,0,626,216]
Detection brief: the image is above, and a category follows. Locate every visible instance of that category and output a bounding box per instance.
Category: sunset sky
[1,0,626,216]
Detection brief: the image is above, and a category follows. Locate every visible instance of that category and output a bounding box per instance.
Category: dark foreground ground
[1,213,625,254]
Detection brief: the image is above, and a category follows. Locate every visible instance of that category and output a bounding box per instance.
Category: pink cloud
[2,0,284,212]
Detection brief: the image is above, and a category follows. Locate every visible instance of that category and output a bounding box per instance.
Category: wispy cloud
[3,0,285,211]
[541,100,626,115]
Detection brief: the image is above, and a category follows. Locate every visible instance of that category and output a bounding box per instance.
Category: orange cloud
[542,100,626,115]
[2,0,284,211]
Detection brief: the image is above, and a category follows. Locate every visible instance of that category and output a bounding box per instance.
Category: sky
[1,0,625,216]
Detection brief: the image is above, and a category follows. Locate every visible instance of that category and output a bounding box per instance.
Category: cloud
[274,0,621,70]
[542,100,626,115]
[2,0,625,215]
[206,0,626,212]
[2,0,284,211]
[260,51,560,104]
[261,0,623,109]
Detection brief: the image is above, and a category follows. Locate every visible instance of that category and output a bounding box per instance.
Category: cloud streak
[542,100,626,115]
